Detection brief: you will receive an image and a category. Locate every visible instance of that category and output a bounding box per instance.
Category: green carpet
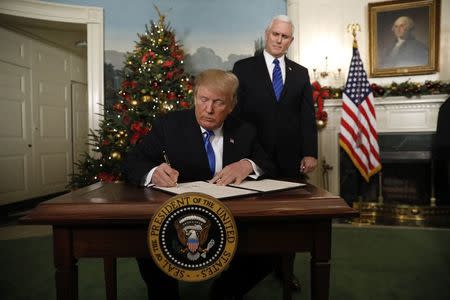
[1,225,449,299]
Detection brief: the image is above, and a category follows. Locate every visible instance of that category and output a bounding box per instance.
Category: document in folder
[152,179,305,199]
[229,179,305,192]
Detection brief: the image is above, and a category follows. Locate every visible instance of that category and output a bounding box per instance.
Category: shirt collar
[200,125,223,137]
[263,49,285,66]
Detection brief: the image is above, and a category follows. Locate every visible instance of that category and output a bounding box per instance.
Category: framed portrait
[368,0,440,77]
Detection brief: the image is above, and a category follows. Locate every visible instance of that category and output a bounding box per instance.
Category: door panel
[32,41,72,195]
[0,61,32,205]
[72,82,88,165]
[0,27,31,68]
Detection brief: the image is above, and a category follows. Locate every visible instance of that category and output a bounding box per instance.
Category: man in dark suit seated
[122,69,276,299]
[232,15,318,292]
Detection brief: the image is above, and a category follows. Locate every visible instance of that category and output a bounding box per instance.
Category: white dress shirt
[143,125,262,186]
[263,49,286,83]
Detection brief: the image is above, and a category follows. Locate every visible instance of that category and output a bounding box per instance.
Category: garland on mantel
[313,80,450,100]
[311,80,450,129]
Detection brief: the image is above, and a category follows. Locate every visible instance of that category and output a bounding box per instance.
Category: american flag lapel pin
[229,138,235,144]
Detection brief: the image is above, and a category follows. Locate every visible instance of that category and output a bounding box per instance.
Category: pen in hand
[163,150,171,166]
[162,150,178,186]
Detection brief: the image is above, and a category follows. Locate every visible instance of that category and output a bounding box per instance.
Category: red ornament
[130,133,140,145]
[180,101,190,108]
[140,126,150,136]
[98,172,116,182]
[162,60,174,68]
[122,114,130,125]
[131,121,143,132]
[141,51,156,64]
[113,103,123,112]
[167,92,177,100]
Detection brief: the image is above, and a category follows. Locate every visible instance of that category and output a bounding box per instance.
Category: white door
[0,27,33,205]
[0,61,33,205]
[31,41,72,196]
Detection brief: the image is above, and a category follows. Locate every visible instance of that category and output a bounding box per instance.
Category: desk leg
[104,257,117,300]
[53,227,78,300]
[311,221,331,300]
[281,254,294,300]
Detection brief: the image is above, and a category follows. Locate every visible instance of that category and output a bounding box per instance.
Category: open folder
[151,179,305,199]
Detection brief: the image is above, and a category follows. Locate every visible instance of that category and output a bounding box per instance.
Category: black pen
[162,150,171,166]
[162,150,178,186]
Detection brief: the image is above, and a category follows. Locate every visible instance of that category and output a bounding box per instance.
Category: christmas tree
[70,8,194,188]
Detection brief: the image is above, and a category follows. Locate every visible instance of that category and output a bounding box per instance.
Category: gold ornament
[316,119,327,130]
[157,59,163,65]
[131,100,138,106]
[142,95,151,102]
[111,151,122,160]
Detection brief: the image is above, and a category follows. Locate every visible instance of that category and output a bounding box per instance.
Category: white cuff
[241,159,263,179]
[143,166,158,187]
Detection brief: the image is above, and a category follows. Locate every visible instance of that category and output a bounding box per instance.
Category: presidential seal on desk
[147,192,238,282]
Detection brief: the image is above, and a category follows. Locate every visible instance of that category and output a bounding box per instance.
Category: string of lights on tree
[70,8,194,188]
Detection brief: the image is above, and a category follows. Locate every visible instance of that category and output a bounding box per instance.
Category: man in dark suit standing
[232,15,318,291]
[123,69,275,299]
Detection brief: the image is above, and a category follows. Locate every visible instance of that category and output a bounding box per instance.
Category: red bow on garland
[311,81,329,123]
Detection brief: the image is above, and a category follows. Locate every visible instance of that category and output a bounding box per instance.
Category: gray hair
[266,15,295,34]
[393,16,415,32]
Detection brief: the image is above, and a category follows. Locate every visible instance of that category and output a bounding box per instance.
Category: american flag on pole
[339,44,381,182]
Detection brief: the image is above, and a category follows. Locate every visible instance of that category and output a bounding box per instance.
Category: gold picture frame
[369,0,440,77]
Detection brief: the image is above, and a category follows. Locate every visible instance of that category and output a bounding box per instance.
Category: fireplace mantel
[314,94,449,196]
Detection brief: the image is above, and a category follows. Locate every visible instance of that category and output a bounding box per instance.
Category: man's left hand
[300,156,317,174]
[210,160,253,186]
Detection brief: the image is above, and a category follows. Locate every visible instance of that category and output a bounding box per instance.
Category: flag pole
[346,23,371,225]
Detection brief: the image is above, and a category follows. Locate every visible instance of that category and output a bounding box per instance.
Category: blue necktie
[272,58,283,101]
[203,130,215,176]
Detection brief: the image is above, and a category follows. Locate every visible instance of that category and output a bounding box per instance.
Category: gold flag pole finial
[347,23,361,48]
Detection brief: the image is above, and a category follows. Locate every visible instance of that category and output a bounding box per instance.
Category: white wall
[288,0,450,86]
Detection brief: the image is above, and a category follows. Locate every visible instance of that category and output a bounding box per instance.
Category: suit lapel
[185,110,211,174]
[222,120,239,166]
[256,54,277,101]
[280,58,295,101]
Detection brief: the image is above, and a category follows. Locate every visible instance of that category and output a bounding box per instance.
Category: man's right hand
[151,163,179,187]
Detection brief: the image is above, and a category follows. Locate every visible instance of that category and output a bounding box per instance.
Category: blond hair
[194,69,239,106]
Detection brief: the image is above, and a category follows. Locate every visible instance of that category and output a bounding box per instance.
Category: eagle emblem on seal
[174,214,215,261]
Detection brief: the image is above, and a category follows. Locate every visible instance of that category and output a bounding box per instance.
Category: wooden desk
[21,182,357,300]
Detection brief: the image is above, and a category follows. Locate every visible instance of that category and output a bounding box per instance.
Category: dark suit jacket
[122,109,275,185]
[232,53,318,178]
